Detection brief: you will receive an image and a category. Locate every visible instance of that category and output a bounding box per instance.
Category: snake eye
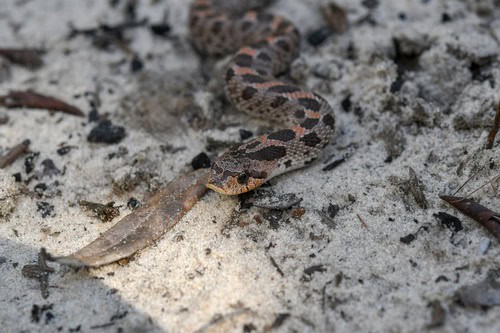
[237,173,249,184]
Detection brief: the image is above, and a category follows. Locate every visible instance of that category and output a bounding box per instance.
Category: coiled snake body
[189,0,336,195]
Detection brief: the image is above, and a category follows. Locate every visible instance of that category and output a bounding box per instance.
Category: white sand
[0,0,499,332]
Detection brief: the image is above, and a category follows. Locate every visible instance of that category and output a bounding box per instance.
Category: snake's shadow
[0,237,164,332]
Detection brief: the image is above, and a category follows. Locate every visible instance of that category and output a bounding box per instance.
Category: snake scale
[189,0,336,195]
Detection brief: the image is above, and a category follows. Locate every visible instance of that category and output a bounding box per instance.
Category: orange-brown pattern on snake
[190,0,335,195]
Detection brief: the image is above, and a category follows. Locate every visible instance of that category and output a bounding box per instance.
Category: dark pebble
[88,109,100,122]
[88,120,126,144]
[24,152,40,174]
[400,233,416,244]
[34,183,47,196]
[239,129,253,140]
[191,152,211,170]
[433,212,463,232]
[441,13,451,22]
[390,77,404,93]
[41,159,61,177]
[263,210,283,230]
[341,95,351,112]
[57,146,73,156]
[307,27,332,47]
[12,173,22,182]
[150,23,171,36]
[361,0,379,9]
[127,197,141,210]
[36,201,55,218]
[130,56,144,72]
[327,203,340,218]
[435,275,449,283]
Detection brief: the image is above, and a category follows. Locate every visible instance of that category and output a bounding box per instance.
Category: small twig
[67,18,149,39]
[464,173,500,198]
[486,101,500,149]
[269,256,284,277]
[453,166,484,196]
[0,90,84,117]
[0,139,30,168]
[21,248,55,299]
[408,167,428,209]
[0,48,44,69]
[356,213,368,229]
[440,195,499,240]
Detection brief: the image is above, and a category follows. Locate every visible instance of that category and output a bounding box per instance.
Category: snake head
[206,151,268,195]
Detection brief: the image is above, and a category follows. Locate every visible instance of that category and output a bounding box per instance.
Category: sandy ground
[0,0,499,332]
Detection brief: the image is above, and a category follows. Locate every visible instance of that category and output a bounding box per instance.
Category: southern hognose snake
[189,0,336,195]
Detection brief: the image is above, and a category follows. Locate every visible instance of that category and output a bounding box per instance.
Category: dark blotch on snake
[226,68,235,81]
[284,160,292,168]
[246,141,260,150]
[298,98,321,111]
[249,170,268,179]
[270,96,288,108]
[257,13,274,23]
[242,74,267,83]
[211,20,223,34]
[276,40,291,52]
[268,129,296,142]
[322,114,335,128]
[294,110,305,118]
[241,21,253,31]
[277,21,291,33]
[190,15,199,27]
[301,118,319,129]
[246,145,287,161]
[268,85,300,94]
[242,87,258,100]
[234,54,253,67]
[257,52,272,62]
[300,132,322,147]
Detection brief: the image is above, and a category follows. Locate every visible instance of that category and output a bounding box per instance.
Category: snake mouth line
[206,183,235,195]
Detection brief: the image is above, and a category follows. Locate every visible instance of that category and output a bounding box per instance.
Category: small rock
[130,56,144,72]
[191,152,211,170]
[400,233,416,244]
[307,27,332,47]
[361,0,379,9]
[36,202,55,218]
[41,159,61,177]
[341,95,351,112]
[34,183,47,196]
[150,23,171,36]
[12,173,21,182]
[326,204,340,218]
[441,13,451,23]
[239,129,253,141]
[25,152,40,174]
[479,238,492,255]
[434,212,463,232]
[88,120,126,144]
[127,197,141,210]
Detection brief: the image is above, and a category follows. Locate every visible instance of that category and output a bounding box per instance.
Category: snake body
[189,0,336,195]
